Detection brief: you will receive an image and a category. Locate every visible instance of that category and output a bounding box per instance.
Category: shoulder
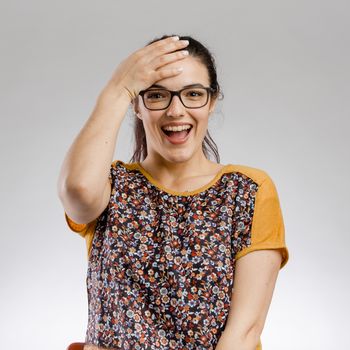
[110,159,139,171]
[109,159,140,176]
[108,160,144,185]
[227,163,274,188]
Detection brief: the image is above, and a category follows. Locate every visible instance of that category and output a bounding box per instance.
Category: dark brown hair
[129,34,223,163]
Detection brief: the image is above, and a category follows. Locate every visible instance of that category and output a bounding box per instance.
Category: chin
[162,151,197,164]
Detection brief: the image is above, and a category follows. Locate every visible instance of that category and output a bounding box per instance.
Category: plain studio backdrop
[1,0,349,349]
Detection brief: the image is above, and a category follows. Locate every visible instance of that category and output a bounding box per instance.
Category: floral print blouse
[65,160,289,350]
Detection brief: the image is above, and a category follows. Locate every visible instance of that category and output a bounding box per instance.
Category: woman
[58,34,289,350]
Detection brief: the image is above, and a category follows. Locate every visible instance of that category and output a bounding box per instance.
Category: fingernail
[172,36,179,41]
[176,67,183,72]
[181,40,189,45]
[182,50,189,56]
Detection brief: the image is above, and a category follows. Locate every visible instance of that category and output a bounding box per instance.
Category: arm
[215,249,282,350]
[57,36,189,224]
[57,61,138,225]
[57,88,130,224]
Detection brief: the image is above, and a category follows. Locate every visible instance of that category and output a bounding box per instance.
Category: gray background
[1,0,349,349]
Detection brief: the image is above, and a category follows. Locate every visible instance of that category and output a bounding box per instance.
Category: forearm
[57,86,130,203]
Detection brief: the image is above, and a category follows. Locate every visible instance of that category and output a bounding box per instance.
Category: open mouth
[161,125,193,144]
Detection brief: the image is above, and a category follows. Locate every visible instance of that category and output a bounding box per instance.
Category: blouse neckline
[120,160,236,196]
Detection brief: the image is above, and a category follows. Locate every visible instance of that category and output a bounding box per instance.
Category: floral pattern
[85,161,259,349]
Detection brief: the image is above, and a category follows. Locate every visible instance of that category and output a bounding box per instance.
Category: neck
[139,153,216,183]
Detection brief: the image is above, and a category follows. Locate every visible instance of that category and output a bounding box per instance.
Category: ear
[132,96,142,120]
[208,96,218,116]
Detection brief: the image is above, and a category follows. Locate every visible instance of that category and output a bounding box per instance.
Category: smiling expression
[134,55,217,164]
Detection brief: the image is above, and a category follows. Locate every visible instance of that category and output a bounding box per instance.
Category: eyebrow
[149,83,206,89]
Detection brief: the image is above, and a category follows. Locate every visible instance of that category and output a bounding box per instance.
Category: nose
[166,95,185,117]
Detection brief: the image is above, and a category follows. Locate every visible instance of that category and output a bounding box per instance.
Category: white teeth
[162,125,192,132]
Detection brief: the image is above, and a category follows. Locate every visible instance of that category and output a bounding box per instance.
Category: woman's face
[135,55,217,165]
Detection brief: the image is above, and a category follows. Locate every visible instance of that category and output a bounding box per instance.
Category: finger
[132,36,179,60]
[150,39,189,58]
[136,38,189,64]
[152,66,184,82]
[145,35,181,51]
[150,50,189,70]
[139,40,189,69]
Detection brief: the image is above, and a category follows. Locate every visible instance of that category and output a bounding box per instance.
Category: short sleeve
[63,160,120,256]
[65,212,89,236]
[235,174,289,269]
[64,212,97,257]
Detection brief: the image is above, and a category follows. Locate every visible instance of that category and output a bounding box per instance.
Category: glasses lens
[180,88,208,108]
[143,89,171,110]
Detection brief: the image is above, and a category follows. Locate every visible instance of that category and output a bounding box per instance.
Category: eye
[144,90,168,100]
[184,89,205,99]
[189,90,202,96]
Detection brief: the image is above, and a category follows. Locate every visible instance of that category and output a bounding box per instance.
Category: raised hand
[103,36,190,101]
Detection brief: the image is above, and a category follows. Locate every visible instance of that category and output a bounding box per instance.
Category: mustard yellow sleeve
[235,174,289,269]
[64,212,97,258]
[63,160,121,257]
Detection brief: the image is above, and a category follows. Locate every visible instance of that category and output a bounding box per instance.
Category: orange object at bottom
[66,343,84,350]
[67,344,112,350]
[66,345,106,350]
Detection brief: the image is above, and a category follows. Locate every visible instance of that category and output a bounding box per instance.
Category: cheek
[193,111,210,127]
[141,113,163,133]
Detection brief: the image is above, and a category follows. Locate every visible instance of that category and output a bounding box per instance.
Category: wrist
[98,84,133,107]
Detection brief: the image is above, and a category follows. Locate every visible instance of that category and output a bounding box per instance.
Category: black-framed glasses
[139,86,215,111]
